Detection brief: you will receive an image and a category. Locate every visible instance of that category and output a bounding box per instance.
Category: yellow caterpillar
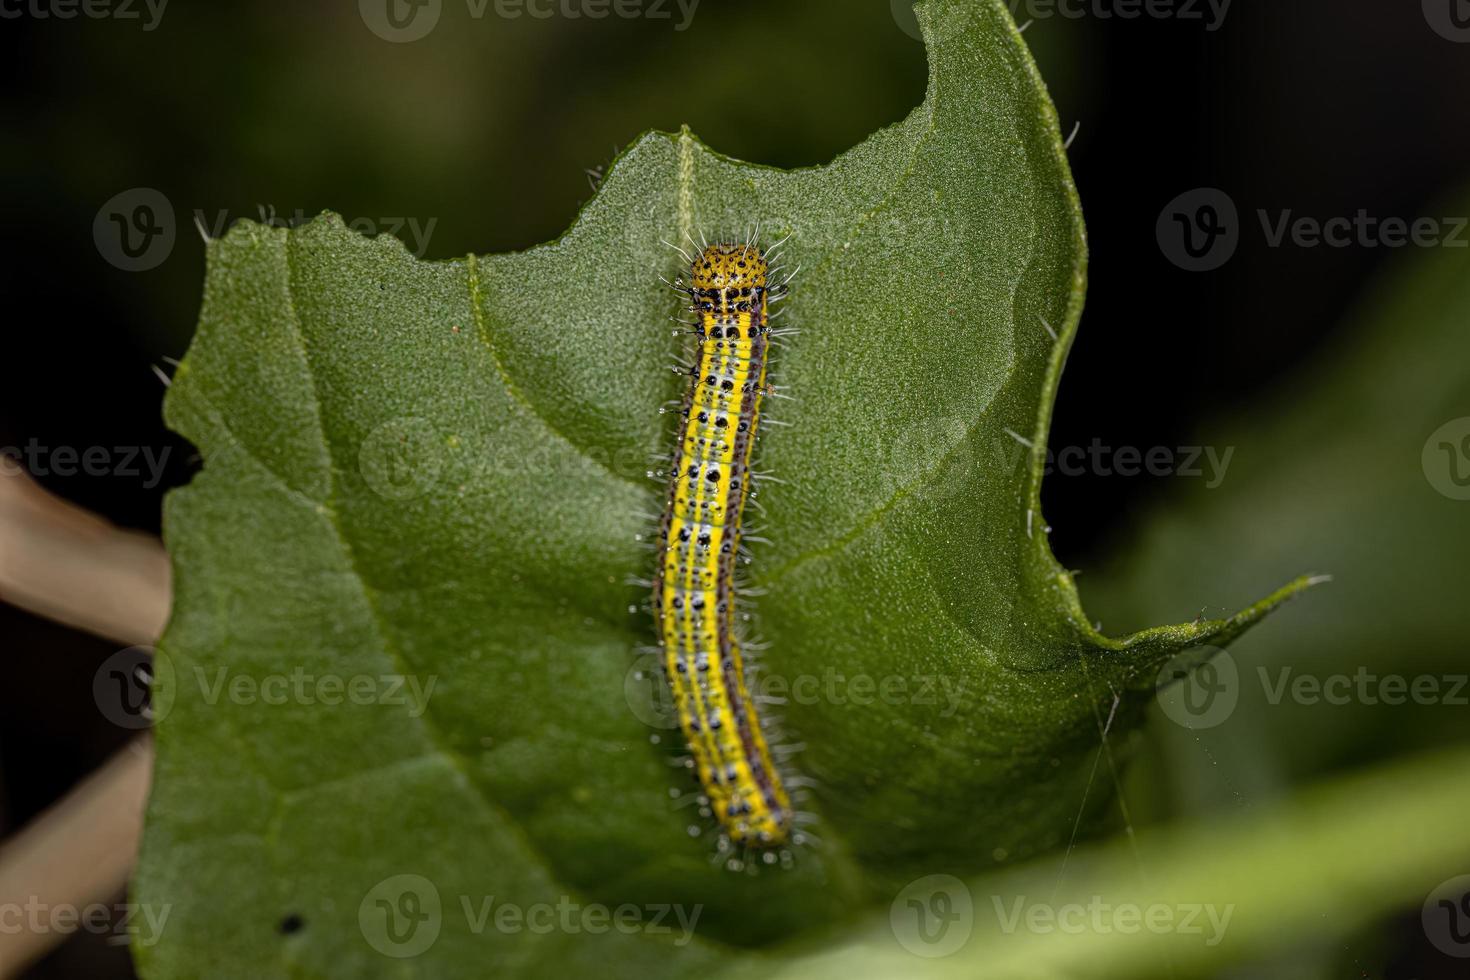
[653,240,795,848]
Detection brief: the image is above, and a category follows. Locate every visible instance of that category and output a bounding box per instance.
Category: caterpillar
[653,237,795,849]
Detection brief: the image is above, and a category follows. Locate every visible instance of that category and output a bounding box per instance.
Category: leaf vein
[466,252,644,490]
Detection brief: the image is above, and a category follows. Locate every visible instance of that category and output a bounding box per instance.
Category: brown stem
[0,469,169,977]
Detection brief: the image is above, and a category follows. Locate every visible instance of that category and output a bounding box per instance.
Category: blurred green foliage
[1087,200,1470,974]
[6,1,1078,350]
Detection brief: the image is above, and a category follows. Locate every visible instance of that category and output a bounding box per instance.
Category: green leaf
[135,0,1306,975]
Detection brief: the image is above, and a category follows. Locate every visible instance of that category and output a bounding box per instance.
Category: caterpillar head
[691,244,769,291]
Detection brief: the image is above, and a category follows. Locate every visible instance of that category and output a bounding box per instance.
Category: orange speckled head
[690,244,768,290]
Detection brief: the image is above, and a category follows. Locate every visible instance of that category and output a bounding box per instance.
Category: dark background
[2,1,1467,976]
